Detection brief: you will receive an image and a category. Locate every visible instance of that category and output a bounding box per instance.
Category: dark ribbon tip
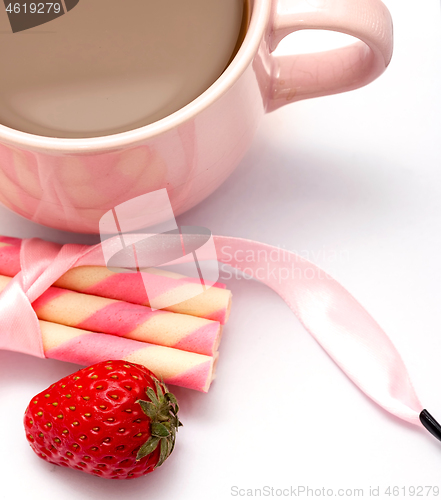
[420,410,441,442]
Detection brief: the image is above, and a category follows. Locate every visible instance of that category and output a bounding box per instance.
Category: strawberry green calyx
[136,378,182,467]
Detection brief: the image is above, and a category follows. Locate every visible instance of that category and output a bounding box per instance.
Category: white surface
[1,0,441,498]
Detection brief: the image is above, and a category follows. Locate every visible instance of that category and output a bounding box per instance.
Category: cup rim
[0,0,270,154]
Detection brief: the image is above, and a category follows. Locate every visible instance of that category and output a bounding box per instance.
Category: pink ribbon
[0,238,110,357]
[0,236,424,428]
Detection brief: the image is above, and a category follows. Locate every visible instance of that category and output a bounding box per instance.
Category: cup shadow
[179,130,400,240]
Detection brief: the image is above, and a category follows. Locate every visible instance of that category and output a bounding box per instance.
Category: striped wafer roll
[0,236,232,324]
[39,320,216,392]
[0,275,221,356]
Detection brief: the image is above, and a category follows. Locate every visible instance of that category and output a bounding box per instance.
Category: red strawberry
[23,360,182,479]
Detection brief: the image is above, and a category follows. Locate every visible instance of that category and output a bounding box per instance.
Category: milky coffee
[0,0,249,138]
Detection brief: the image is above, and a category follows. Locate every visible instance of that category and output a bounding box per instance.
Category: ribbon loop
[0,238,96,357]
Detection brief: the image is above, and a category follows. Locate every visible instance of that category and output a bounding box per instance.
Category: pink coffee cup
[0,0,393,234]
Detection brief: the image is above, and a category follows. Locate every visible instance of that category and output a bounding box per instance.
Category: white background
[1,0,441,498]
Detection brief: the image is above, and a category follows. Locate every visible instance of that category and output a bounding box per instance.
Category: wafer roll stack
[0,275,221,356]
[40,320,216,392]
[0,235,232,393]
[0,236,232,324]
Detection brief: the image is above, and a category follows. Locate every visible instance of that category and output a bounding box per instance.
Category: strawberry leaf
[169,427,177,454]
[151,422,170,438]
[154,379,165,404]
[156,437,169,468]
[146,387,159,406]
[165,392,179,413]
[136,436,160,461]
[137,400,157,419]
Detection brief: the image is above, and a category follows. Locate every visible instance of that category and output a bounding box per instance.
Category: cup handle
[266,0,393,112]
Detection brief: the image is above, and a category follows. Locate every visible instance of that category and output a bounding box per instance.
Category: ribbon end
[420,409,441,442]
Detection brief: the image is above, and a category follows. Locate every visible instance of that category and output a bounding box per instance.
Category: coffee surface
[0,0,247,138]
